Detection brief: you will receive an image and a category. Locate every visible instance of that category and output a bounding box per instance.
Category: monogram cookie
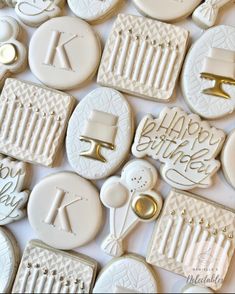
[146,189,235,291]
[132,107,225,190]
[15,0,65,27]
[0,156,29,225]
[0,227,20,293]
[66,87,134,180]
[28,172,103,250]
[97,14,189,102]
[0,79,75,167]
[29,16,101,90]
[93,254,158,293]
[181,25,235,119]
[100,159,162,257]
[0,16,27,88]
[68,0,122,24]
[12,240,98,293]
[133,0,201,22]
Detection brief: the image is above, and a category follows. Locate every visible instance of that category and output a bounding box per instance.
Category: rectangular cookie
[12,240,98,293]
[0,78,75,166]
[97,14,189,102]
[146,189,235,291]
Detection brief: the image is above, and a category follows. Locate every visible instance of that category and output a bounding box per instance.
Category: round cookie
[29,16,101,90]
[28,172,103,250]
[66,87,134,180]
[68,0,122,24]
[182,284,214,293]
[222,129,235,190]
[0,227,20,293]
[132,0,201,22]
[93,254,158,293]
[181,25,235,120]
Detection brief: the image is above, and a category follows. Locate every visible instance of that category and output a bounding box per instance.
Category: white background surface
[1,1,235,293]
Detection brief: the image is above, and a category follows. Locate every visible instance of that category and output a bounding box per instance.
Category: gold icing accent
[0,43,18,65]
[222,227,227,233]
[199,218,204,224]
[170,210,175,216]
[201,72,235,99]
[181,209,186,216]
[189,218,193,224]
[132,194,158,220]
[206,222,210,229]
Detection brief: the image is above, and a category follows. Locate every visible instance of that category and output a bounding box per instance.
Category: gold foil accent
[0,43,18,65]
[201,72,235,99]
[131,194,158,220]
[79,136,115,163]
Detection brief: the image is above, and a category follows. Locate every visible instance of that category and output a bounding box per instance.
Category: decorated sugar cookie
[93,254,158,293]
[181,25,235,119]
[0,79,75,167]
[193,0,233,29]
[28,172,103,250]
[29,16,101,90]
[182,284,214,293]
[146,189,235,291]
[66,87,134,180]
[222,129,235,190]
[133,0,201,22]
[15,0,65,27]
[100,159,162,257]
[0,227,20,293]
[68,0,122,24]
[132,107,225,190]
[0,156,29,225]
[0,16,27,88]
[97,14,189,102]
[0,0,17,8]
[12,240,98,293]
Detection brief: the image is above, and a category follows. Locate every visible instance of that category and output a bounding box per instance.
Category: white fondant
[181,25,235,119]
[222,129,235,189]
[28,172,103,250]
[66,87,134,180]
[93,255,158,293]
[29,16,101,90]
[132,107,225,190]
[100,159,162,257]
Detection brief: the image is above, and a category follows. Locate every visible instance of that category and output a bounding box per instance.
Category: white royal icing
[222,129,235,189]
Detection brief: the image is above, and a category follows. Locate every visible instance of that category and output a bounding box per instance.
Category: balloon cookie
[0,16,27,88]
[93,254,158,293]
[15,0,65,27]
[68,0,122,24]
[222,129,235,190]
[100,159,162,257]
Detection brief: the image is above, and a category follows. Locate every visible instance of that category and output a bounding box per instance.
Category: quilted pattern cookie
[12,240,98,293]
[146,189,235,291]
[97,14,189,102]
[0,78,75,167]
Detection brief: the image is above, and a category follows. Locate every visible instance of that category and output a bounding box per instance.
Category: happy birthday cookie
[93,254,158,293]
[132,107,225,190]
[29,16,101,90]
[133,0,201,22]
[0,16,27,88]
[146,189,235,291]
[0,78,75,167]
[12,240,98,293]
[97,14,189,102]
[66,87,134,180]
[100,159,162,257]
[0,156,29,225]
[181,25,235,119]
[28,172,103,250]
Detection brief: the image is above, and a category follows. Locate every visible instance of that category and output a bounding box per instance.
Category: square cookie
[146,190,235,291]
[97,14,189,102]
[12,240,98,293]
[0,78,75,166]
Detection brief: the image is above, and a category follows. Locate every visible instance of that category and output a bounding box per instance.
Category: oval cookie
[28,172,103,250]
[66,87,134,180]
[68,0,122,24]
[181,25,235,119]
[133,0,201,22]
[222,129,235,189]
[0,227,20,293]
[29,16,101,90]
[93,254,158,293]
